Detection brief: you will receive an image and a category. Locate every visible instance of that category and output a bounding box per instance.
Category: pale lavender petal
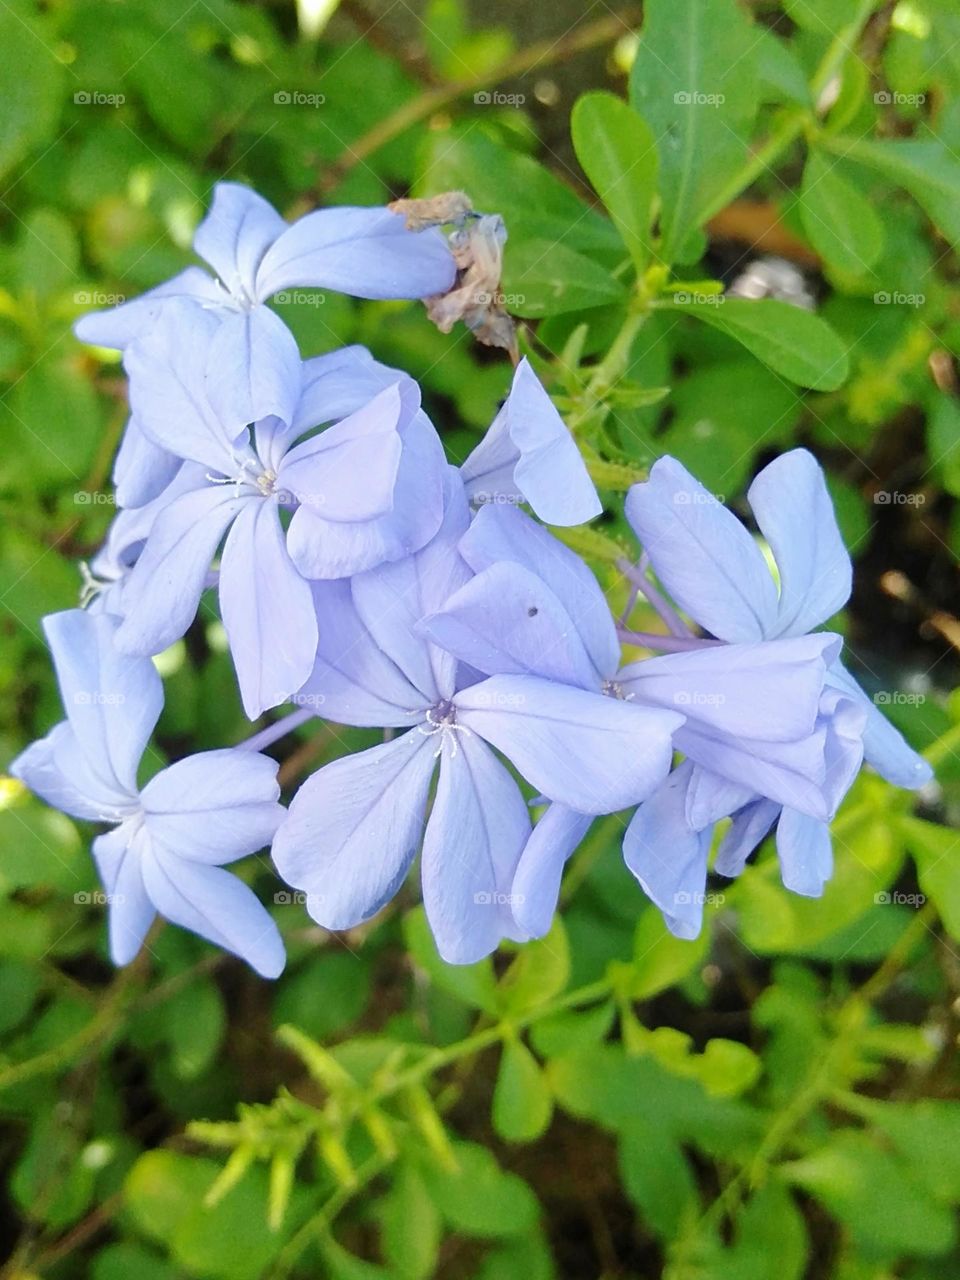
[511,803,593,938]
[455,674,682,814]
[256,207,455,301]
[623,763,712,940]
[280,381,409,521]
[272,731,437,929]
[714,800,780,878]
[419,560,599,688]
[463,358,600,526]
[10,723,132,821]
[684,764,755,830]
[748,449,852,637]
[776,807,833,897]
[285,403,445,578]
[301,580,426,728]
[625,457,778,642]
[141,847,285,977]
[827,662,933,789]
[44,609,161,797]
[124,303,241,470]
[205,306,302,429]
[350,469,471,702]
[421,732,530,964]
[92,822,157,965]
[113,418,180,509]
[141,749,284,864]
[618,634,840,742]
[74,268,226,350]
[459,504,619,681]
[116,485,247,656]
[218,501,317,719]
[193,182,286,299]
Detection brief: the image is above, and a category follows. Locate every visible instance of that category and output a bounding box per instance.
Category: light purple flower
[110,314,436,719]
[10,611,285,976]
[461,358,601,526]
[272,475,681,963]
[74,183,456,429]
[620,449,930,937]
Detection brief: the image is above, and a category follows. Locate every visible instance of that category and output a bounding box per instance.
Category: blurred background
[2,1,960,1277]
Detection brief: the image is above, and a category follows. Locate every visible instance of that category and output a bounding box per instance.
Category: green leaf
[273,950,372,1040]
[0,2,65,182]
[783,1132,956,1256]
[826,136,960,252]
[618,1114,697,1238]
[665,297,850,390]
[800,150,884,275]
[381,1163,441,1280]
[503,239,627,318]
[492,1039,553,1143]
[630,907,708,1000]
[418,1141,540,1237]
[629,0,762,262]
[498,919,570,1015]
[570,92,658,273]
[403,906,499,1013]
[899,816,960,936]
[418,126,622,255]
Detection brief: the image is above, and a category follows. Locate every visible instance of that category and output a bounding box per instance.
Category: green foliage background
[2,0,960,1276]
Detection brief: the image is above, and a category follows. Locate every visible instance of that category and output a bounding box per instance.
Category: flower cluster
[10,183,932,974]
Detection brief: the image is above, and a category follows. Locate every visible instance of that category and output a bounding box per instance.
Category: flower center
[602,679,635,701]
[417,700,472,758]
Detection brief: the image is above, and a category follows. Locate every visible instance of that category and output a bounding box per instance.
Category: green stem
[698,0,880,225]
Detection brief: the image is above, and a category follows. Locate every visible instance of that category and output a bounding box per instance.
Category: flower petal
[301,580,426,727]
[463,358,600,526]
[113,417,180,509]
[748,449,852,637]
[421,733,530,963]
[218,500,317,718]
[141,847,285,977]
[272,731,437,929]
[256,207,455,301]
[625,456,778,642]
[455,674,682,814]
[205,306,302,429]
[116,484,247,656]
[714,799,779,878]
[622,763,712,939]
[419,560,599,688]
[775,807,833,897]
[459,504,619,681]
[511,803,593,938]
[141,749,284,864]
[44,609,161,798]
[92,822,157,965]
[74,268,226,350]
[827,661,933,789]
[193,182,287,299]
